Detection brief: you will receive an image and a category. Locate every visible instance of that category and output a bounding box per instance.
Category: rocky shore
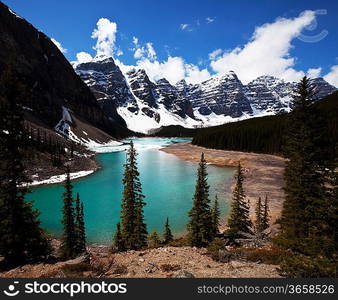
[0,245,280,278]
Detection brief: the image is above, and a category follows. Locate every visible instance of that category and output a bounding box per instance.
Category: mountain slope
[0,1,133,143]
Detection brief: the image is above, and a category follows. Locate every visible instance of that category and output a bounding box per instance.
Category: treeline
[192,90,338,158]
[23,123,70,167]
[193,114,286,154]
[153,125,200,137]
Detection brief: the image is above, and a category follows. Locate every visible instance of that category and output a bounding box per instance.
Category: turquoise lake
[27,138,235,244]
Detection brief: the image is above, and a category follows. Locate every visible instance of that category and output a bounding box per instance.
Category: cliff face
[0,1,132,139]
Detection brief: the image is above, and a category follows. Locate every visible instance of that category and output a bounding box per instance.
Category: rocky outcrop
[76,57,136,125]
[189,71,253,118]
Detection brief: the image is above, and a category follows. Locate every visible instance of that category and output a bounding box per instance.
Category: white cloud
[51,38,67,53]
[206,17,215,24]
[130,42,209,84]
[76,52,93,64]
[91,18,117,57]
[208,48,222,61]
[306,67,321,78]
[324,65,338,87]
[136,56,210,85]
[180,24,193,32]
[73,11,337,88]
[146,43,156,60]
[116,49,123,56]
[185,63,211,84]
[210,10,316,83]
[132,36,139,46]
[133,41,157,61]
[134,47,145,59]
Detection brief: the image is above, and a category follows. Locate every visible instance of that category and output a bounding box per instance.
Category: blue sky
[4,0,338,86]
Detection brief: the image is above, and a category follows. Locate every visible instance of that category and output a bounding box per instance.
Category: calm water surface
[27,138,235,244]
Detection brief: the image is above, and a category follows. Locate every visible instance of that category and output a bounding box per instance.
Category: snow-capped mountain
[76,57,136,125]
[75,57,337,134]
[245,75,295,113]
[187,71,253,117]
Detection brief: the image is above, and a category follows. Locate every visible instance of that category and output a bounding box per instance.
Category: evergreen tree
[163,217,173,244]
[227,162,252,236]
[0,66,50,268]
[254,197,263,233]
[211,195,221,236]
[113,222,125,252]
[133,196,148,250]
[187,153,213,247]
[74,193,86,254]
[275,76,337,277]
[120,141,147,250]
[261,195,270,231]
[148,232,161,248]
[60,167,76,259]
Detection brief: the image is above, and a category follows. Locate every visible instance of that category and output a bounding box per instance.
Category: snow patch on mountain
[74,57,337,133]
[54,106,81,142]
[54,106,123,150]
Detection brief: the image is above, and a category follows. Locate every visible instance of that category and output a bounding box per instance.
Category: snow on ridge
[7,7,23,19]
[54,106,123,152]
[54,106,82,143]
[117,101,278,134]
[85,139,124,153]
[27,170,95,187]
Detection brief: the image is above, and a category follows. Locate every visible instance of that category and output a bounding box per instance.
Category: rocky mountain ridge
[75,57,337,133]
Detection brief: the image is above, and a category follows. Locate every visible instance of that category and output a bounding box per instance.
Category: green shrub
[279,253,337,278]
[206,238,226,261]
[168,237,190,247]
[245,248,286,265]
[207,238,225,252]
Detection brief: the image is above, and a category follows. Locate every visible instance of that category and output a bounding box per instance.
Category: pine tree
[275,76,338,277]
[254,197,263,233]
[261,195,270,231]
[148,232,161,248]
[113,222,125,252]
[74,193,86,254]
[133,196,148,250]
[227,162,252,237]
[119,141,147,250]
[60,167,77,259]
[187,153,213,247]
[163,217,173,244]
[211,195,221,237]
[0,66,50,268]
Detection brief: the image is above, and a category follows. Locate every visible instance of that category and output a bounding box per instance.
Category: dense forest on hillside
[153,125,200,137]
[191,91,338,157]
